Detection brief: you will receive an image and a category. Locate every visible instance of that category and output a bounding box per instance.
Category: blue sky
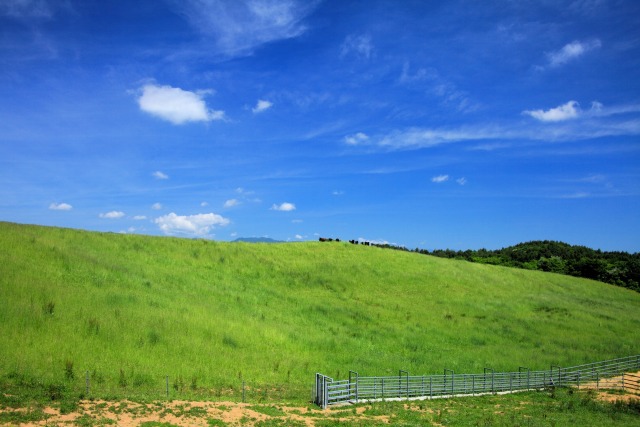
[1,0,639,251]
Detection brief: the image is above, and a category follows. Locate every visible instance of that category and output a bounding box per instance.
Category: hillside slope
[1,222,638,400]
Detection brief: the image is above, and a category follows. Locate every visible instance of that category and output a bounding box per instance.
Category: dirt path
[2,373,638,426]
[2,399,390,426]
[577,370,640,403]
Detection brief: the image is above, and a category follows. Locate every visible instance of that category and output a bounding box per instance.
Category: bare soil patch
[0,399,393,426]
[577,370,640,404]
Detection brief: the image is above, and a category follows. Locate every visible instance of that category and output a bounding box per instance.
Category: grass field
[0,221,639,406]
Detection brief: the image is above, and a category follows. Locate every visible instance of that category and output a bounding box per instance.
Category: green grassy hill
[1,221,638,402]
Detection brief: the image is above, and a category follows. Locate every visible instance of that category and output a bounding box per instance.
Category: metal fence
[313,354,640,408]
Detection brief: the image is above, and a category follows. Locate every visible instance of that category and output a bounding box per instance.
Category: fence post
[519,367,529,390]
[166,376,169,399]
[349,371,359,403]
[444,369,454,396]
[399,370,408,399]
[85,371,90,396]
[429,376,432,399]
[323,377,328,409]
[373,377,377,399]
[577,371,580,390]
[242,381,246,403]
[551,365,561,387]
[484,368,494,394]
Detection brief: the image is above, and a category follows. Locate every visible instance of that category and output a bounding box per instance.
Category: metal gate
[314,354,640,408]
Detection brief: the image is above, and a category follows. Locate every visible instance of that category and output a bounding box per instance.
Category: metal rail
[313,354,640,408]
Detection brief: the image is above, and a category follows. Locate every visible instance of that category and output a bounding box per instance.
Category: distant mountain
[233,237,282,243]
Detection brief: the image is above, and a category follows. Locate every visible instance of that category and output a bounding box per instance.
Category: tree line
[417,240,639,292]
[323,237,639,292]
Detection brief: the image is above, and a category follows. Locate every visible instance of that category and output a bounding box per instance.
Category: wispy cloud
[377,127,503,149]
[49,202,72,211]
[152,171,169,180]
[99,211,125,219]
[523,100,581,122]
[176,0,319,56]
[154,212,230,236]
[0,0,57,20]
[522,100,631,122]
[344,132,369,145]
[137,83,225,125]
[456,177,467,185]
[151,203,162,210]
[353,101,640,152]
[223,198,240,208]
[271,202,296,211]
[252,99,273,113]
[399,63,480,113]
[340,34,374,60]
[542,39,601,69]
[431,175,449,183]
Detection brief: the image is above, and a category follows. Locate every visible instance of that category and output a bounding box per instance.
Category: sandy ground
[579,370,640,403]
[1,372,637,426]
[1,399,391,426]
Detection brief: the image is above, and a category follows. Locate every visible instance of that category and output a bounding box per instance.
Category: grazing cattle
[319,237,334,242]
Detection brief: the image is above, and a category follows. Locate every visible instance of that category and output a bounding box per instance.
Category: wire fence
[2,370,304,405]
[313,354,640,408]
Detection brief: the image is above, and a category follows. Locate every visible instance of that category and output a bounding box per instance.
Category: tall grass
[0,221,639,402]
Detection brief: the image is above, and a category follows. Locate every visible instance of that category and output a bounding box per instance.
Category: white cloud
[345,102,640,153]
[153,171,169,179]
[137,84,225,125]
[200,201,209,207]
[542,39,601,69]
[252,99,273,113]
[523,101,581,122]
[332,190,345,196]
[49,202,72,211]
[344,132,369,145]
[456,177,467,185]
[133,215,147,220]
[151,203,162,210]
[224,198,239,208]
[379,127,501,149]
[432,175,449,183]
[271,202,296,211]
[177,0,319,56]
[340,34,373,59]
[154,212,230,236]
[99,211,125,219]
[560,192,590,199]
[295,234,304,239]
